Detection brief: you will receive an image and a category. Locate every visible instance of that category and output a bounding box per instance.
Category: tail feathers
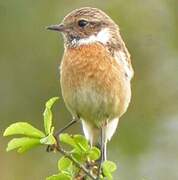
[81,118,119,146]
[105,118,119,141]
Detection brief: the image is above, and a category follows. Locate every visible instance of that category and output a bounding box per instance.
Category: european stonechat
[47,7,134,163]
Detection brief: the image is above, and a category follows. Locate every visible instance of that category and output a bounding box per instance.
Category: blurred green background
[0,0,178,179]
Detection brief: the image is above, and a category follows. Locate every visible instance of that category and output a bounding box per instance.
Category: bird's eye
[78,20,88,27]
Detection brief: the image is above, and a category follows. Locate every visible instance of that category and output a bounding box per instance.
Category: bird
[47,7,134,163]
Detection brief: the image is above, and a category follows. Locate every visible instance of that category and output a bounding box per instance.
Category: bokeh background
[0,0,178,179]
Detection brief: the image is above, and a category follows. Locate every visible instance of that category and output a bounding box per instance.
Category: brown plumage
[47,7,134,161]
[61,43,131,123]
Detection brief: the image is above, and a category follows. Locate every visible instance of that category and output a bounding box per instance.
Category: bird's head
[47,7,120,48]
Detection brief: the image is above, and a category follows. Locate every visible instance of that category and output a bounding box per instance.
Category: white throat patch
[72,28,111,46]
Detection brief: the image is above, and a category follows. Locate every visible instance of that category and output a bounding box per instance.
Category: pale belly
[63,84,121,125]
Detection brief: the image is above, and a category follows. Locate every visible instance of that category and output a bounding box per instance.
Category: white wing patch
[73,28,111,46]
[114,51,133,80]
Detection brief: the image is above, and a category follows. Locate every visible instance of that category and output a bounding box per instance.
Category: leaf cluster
[3,97,58,153]
[47,133,116,180]
[3,97,117,180]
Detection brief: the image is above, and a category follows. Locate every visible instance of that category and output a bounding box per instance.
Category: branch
[55,146,96,180]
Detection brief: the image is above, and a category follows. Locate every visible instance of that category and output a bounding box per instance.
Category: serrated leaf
[58,157,72,171]
[6,137,41,153]
[40,133,56,145]
[88,147,101,161]
[59,133,76,148]
[73,134,90,152]
[46,173,71,180]
[43,97,59,135]
[3,122,45,138]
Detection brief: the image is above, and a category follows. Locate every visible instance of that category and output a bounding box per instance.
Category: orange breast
[60,43,131,126]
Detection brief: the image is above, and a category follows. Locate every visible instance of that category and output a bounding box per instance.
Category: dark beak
[46,24,65,32]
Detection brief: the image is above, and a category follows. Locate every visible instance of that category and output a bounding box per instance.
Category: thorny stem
[55,145,97,180]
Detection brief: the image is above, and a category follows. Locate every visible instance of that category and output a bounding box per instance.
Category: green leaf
[103,172,112,180]
[73,134,90,152]
[58,157,72,172]
[88,147,101,161]
[58,157,78,178]
[46,173,71,180]
[43,108,52,135]
[100,175,104,180]
[102,161,117,179]
[71,147,89,163]
[102,161,117,172]
[43,97,59,135]
[59,133,76,148]
[6,137,41,153]
[40,133,56,145]
[71,149,85,163]
[3,122,45,138]
[46,97,59,109]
